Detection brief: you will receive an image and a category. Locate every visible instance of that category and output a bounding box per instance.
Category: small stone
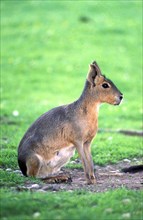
[13,170,21,174]
[133,158,137,161]
[33,212,41,218]
[6,168,12,172]
[37,189,45,193]
[12,110,19,117]
[122,199,131,204]
[105,208,113,213]
[30,184,40,189]
[122,213,131,218]
[123,159,131,163]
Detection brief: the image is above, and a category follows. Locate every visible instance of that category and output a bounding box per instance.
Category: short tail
[18,158,27,177]
[121,165,143,173]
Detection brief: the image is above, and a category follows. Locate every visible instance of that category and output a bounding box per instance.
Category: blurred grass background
[0,1,143,220]
[1,0,142,167]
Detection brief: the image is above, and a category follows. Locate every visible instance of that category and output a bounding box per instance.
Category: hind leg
[40,146,75,183]
[26,146,75,181]
[26,153,54,178]
[50,146,75,173]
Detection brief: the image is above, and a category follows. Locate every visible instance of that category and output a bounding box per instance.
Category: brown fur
[18,61,123,184]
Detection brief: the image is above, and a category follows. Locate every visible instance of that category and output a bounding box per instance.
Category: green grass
[1,189,143,220]
[0,0,143,220]
[0,169,42,188]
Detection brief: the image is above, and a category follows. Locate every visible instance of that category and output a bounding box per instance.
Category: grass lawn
[0,1,143,220]
[1,189,143,220]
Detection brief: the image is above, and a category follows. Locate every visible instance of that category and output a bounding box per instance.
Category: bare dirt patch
[16,159,143,193]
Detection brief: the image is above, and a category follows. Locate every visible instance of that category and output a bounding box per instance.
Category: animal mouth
[114,99,123,106]
[114,95,123,106]
[114,102,120,106]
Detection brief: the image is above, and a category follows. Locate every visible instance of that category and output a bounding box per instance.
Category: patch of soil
[15,159,143,193]
[98,129,143,137]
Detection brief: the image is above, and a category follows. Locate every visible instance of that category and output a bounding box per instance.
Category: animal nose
[120,94,123,100]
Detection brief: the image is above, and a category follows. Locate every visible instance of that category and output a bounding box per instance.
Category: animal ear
[91,61,102,76]
[87,61,102,86]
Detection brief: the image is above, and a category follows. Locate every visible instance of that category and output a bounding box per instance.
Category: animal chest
[79,114,98,141]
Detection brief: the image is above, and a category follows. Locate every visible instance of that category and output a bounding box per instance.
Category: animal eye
[102,83,109,89]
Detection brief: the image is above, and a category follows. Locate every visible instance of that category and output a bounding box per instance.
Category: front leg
[74,141,96,185]
[83,140,96,184]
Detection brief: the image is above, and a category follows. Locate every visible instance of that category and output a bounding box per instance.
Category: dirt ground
[16,159,143,193]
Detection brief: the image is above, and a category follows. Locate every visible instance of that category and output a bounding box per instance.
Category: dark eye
[102,83,109,89]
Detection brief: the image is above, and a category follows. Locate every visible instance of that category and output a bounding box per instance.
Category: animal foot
[86,175,97,185]
[42,174,72,184]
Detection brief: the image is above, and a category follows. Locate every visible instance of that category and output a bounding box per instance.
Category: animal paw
[42,174,72,184]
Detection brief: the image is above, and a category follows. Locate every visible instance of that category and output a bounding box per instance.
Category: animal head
[87,61,123,105]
